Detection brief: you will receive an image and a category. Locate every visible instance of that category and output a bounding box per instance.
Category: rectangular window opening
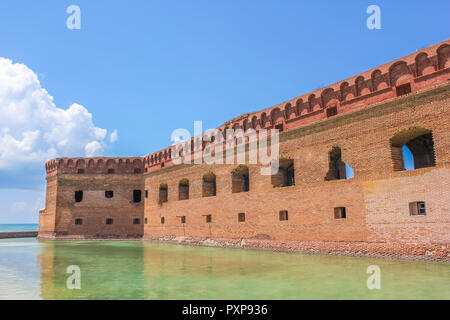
[326,106,338,118]
[334,207,347,219]
[238,213,246,222]
[396,83,411,96]
[75,218,83,225]
[275,123,284,132]
[107,169,115,174]
[279,210,288,221]
[133,218,140,225]
[133,190,142,203]
[106,218,114,225]
[105,190,114,198]
[409,201,426,216]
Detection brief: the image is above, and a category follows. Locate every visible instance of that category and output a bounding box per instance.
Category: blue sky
[0,0,448,223]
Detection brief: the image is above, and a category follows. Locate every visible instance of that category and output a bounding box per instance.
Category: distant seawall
[0,232,38,239]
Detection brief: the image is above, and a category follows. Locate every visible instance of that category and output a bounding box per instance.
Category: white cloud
[109,129,118,143]
[85,141,103,157]
[0,57,117,170]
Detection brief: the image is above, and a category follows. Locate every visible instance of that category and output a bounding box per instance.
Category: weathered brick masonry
[39,40,450,261]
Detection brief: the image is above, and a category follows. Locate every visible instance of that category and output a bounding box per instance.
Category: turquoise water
[0,224,38,232]
[0,238,448,300]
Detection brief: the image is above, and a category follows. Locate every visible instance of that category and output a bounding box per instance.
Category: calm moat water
[0,238,448,300]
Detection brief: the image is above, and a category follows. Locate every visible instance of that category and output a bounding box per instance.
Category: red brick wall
[38,40,450,260]
[142,84,450,261]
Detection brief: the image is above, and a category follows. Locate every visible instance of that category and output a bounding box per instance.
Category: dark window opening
[107,168,115,174]
[74,190,83,203]
[202,172,216,197]
[238,213,246,222]
[134,168,141,174]
[145,190,148,198]
[205,215,212,223]
[133,190,142,203]
[105,190,114,198]
[181,216,186,224]
[179,179,189,200]
[232,165,249,193]
[279,210,289,221]
[161,217,165,224]
[271,159,295,188]
[144,218,148,224]
[106,218,114,225]
[325,146,352,180]
[275,123,284,132]
[409,202,426,216]
[75,218,83,225]
[396,83,411,96]
[77,169,85,174]
[161,162,165,168]
[159,184,168,204]
[390,128,436,171]
[133,218,140,224]
[326,106,338,118]
[334,207,346,219]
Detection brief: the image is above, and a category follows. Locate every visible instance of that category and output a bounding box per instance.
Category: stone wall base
[143,235,450,262]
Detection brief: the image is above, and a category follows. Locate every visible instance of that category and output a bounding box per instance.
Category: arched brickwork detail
[389,61,413,86]
[415,52,435,76]
[437,44,450,69]
[284,103,293,120]
[371,70,388,91]
[295,99,305,116]
[356,76,371,96]
[321,88,339,108]
[251,116,258,129]
[308,94,320,112]
[271,107,283,125]
[340,82,354,101]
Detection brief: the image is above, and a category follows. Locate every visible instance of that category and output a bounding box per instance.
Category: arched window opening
[74,190,83,203]
[271,159,295,188]
[390,128,435,171]
[159,184,168,204]
[325,147,353,180]
[232,165,249,193]
[179,179,189,200]
[202,172,216,197]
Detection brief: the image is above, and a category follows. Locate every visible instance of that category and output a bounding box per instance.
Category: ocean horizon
[0,224,38,232]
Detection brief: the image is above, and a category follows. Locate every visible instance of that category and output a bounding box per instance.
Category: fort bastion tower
[39,40,450,261]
